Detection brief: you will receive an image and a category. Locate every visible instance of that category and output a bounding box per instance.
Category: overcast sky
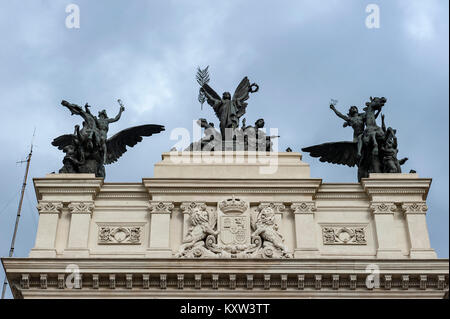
[0,0,448,298]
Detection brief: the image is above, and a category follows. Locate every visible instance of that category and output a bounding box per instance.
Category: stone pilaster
[29,202,63,257]
[401,202,437,258]
[291,202,319,258]
[147,201,174,257]
[362,173,434,259]
[31,174,103,258]
[64,201,95,257]
[369,202,403,258]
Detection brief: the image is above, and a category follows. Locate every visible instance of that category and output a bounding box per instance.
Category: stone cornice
[33,174,104,202]
[3,257,448,274]
[3,258,448,299]
[143,178,322,196]
[361,175,432,201]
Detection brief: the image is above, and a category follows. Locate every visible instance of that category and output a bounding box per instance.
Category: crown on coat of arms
[219,196,247,213]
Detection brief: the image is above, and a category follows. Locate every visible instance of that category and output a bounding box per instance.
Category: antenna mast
[1,132,34,299]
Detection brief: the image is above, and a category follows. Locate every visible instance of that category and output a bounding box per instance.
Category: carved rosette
[291,202,316,214]
[322,226,367,245]
[68,202,94,215]
[36,202,63,214]
[149,201,174,214]
[369,202,397,215]
[401,202,428,215]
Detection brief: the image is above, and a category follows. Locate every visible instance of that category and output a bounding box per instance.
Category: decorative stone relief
[181,202,207,214]
[142,274,150,289]
[36,201,63,214]
[98,225,143,245]
[20,274,29,289]
[322,226,367,245]
[176,197,292,259]
[68,202,94,214]
[401,202,428,215]
[369,202,397,214]
[40,274,47,289]
[175,204,218,258]
[58,274,65,289]
[250,204,292,258]
[291,202,316,214]
[149,201,174,214]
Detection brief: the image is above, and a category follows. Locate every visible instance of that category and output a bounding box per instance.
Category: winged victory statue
[200,76,259,139]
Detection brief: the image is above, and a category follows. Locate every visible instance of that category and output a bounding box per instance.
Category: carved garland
[322,226,367,245]
[98,226,143,245]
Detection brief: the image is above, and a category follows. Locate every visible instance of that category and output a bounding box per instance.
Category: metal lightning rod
[1,129,35,299]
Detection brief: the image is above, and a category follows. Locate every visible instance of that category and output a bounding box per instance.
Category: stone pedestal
[30,174,102,258]
[362,173,437,259]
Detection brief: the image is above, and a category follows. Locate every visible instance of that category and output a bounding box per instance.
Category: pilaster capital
[369,202,397,215]
[291,202,316,214]
[401,202,428,215]
[258,202,286,214]
[180,202,207,215]
[36,201,63,215]
[149,201,174,214]
[68,201,94,215]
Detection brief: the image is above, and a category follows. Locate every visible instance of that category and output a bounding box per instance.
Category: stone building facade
[2,152,448,298]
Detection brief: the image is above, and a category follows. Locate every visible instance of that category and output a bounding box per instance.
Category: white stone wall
[29,152,437,260]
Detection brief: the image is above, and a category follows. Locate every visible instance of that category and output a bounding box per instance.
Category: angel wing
[105,124,165,164]
[52,134,76,150]
[302,141,358,167]
[232,77,251,117]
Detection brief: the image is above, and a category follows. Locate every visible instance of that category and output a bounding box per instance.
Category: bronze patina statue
[52,99,165,177]
[200,77,259,138]
[302,97,408,181]
[189,69,278,152]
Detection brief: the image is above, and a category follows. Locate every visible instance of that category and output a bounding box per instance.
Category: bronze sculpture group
[186,72,279,151]
[302,97,408,181]
[52,100,164,177]
[52,68,409,181]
